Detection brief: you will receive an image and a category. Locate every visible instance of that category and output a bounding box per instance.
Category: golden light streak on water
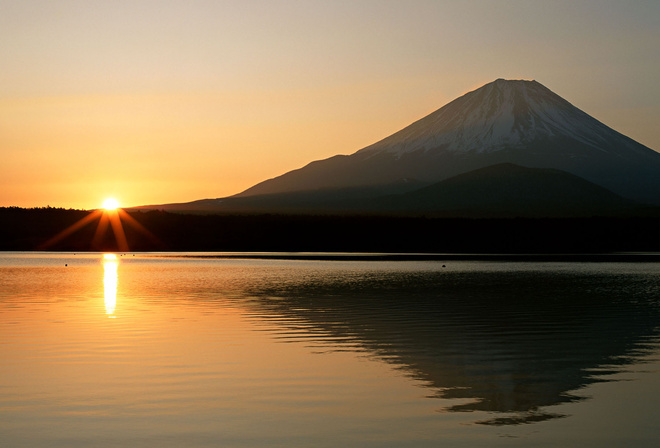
[103,254,118,317]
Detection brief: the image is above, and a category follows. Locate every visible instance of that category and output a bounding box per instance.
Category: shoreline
[144,251,660,262]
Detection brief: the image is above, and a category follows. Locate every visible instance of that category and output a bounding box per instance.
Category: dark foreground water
[1,252,660,447]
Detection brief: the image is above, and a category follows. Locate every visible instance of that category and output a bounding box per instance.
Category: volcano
[137,79,660,214]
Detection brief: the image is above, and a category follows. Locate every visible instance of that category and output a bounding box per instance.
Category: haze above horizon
[2,0,659,210]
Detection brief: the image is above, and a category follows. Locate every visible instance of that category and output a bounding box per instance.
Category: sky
[1,0,659,209]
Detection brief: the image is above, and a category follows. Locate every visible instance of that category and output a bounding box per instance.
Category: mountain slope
[237,79,660,205]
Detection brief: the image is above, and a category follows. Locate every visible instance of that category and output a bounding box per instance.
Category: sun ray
[39,200,160,251]
[92,212,111,249]
[38,210,103,250]
[117,209,162,245]
[107,210,129,252]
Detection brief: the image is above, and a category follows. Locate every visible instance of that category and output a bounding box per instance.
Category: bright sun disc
[102,198,120,210]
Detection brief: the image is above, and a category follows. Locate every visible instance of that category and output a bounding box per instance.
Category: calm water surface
[1,252,660,447]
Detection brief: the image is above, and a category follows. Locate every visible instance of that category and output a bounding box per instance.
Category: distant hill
[375,163,637,217]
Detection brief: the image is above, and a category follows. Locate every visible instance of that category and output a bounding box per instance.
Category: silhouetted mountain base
[135,164,648,216]
[2,207,660,253]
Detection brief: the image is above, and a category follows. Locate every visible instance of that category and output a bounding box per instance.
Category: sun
[39,196,159,252]
[102,198,120,210]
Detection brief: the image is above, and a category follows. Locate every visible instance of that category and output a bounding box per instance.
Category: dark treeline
[1,207,660,253]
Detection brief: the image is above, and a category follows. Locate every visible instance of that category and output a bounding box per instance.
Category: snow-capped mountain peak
[356,79,633,158]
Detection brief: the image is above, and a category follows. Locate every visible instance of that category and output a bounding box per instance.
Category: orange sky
[1,1,659,209]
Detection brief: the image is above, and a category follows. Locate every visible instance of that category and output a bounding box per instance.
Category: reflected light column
[103,254,118,317]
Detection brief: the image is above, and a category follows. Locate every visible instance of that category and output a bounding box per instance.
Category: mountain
[236,79,660,205]
[134,78,660,215]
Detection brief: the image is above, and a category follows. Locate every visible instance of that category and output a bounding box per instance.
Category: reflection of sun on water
[103,254,118,317]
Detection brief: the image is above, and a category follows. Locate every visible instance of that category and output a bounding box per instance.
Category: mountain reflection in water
[241,266,660,425]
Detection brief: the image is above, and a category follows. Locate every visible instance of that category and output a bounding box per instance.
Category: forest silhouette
[2,207,660,253]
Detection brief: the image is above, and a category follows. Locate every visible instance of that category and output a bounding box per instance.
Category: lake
[1,252,660,447]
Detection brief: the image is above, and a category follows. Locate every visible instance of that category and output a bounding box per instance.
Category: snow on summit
[356,79,629,157]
